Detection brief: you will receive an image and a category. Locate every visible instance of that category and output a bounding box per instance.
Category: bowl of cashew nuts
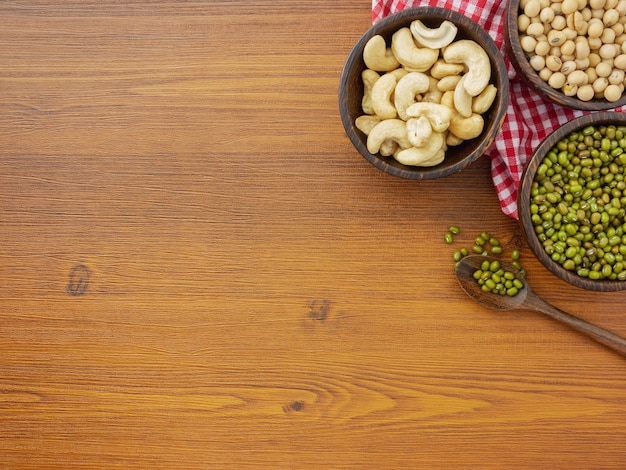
[338,7,509,180]
[506,0,626,110]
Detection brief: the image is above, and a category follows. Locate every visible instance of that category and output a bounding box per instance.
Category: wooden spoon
[455,255,626,358]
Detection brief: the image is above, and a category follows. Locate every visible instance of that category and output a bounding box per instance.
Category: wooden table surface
[2,1,626,468]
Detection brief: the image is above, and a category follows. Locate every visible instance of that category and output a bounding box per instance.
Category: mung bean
[530,124,626,281]
[473,259,523,296]
[448,228,526,290]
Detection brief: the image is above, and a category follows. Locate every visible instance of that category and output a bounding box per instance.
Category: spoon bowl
[455,254,528,311]
[455,255,626,358]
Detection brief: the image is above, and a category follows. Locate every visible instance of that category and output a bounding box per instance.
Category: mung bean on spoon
[455,254,626,358]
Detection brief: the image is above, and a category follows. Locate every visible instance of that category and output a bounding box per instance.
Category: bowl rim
[518,111,626,291]
[505,0,626,111]
[338,6,510,180]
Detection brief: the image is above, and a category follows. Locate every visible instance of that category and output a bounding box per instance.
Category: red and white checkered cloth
[373,0,625,219]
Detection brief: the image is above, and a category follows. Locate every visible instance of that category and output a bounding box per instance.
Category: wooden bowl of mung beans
[505,0,626,111]
[518,112,626,291]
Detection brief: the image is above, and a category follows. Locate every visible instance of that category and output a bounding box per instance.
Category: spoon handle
[527,291,626,357]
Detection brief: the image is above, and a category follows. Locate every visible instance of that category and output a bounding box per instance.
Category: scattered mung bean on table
[447,227,525,295]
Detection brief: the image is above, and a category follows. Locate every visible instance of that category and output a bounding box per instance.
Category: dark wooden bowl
[505,0,626,111]
[338,7,509,180]
[518,112,626,291]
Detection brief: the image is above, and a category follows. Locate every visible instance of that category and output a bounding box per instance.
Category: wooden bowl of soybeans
[506,0,626,110]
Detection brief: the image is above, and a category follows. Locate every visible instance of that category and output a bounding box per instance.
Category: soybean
[518,0,626,102]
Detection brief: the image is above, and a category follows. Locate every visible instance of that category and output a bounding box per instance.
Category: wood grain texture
[1,1,626,469]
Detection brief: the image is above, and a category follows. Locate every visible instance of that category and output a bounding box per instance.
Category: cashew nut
[370,73,398,119]
[395,132,446,166]
[422,76,443,103]
[380,140,399,157]
[387,67,408,81]
[472,84,498,114]
[449,113,485,141]
[430,59,466,79]
[405,102,453,133]
[394,72,430,120]
[446,132,465,147]
[397,147,445,167]
[406,116,433,147]
[357,26,496,165]
[453,75,474,118]
[437,74,463,92]
[422,88,443,104]
[355,115,382,135]
[367,119,412,154]
[443,39,492,96]
[410,19,458,49]
[427,76,440,92]
[440,90,455,109]
[391,27,439,72]
[363,35,401,72]
[361,69,380,115]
